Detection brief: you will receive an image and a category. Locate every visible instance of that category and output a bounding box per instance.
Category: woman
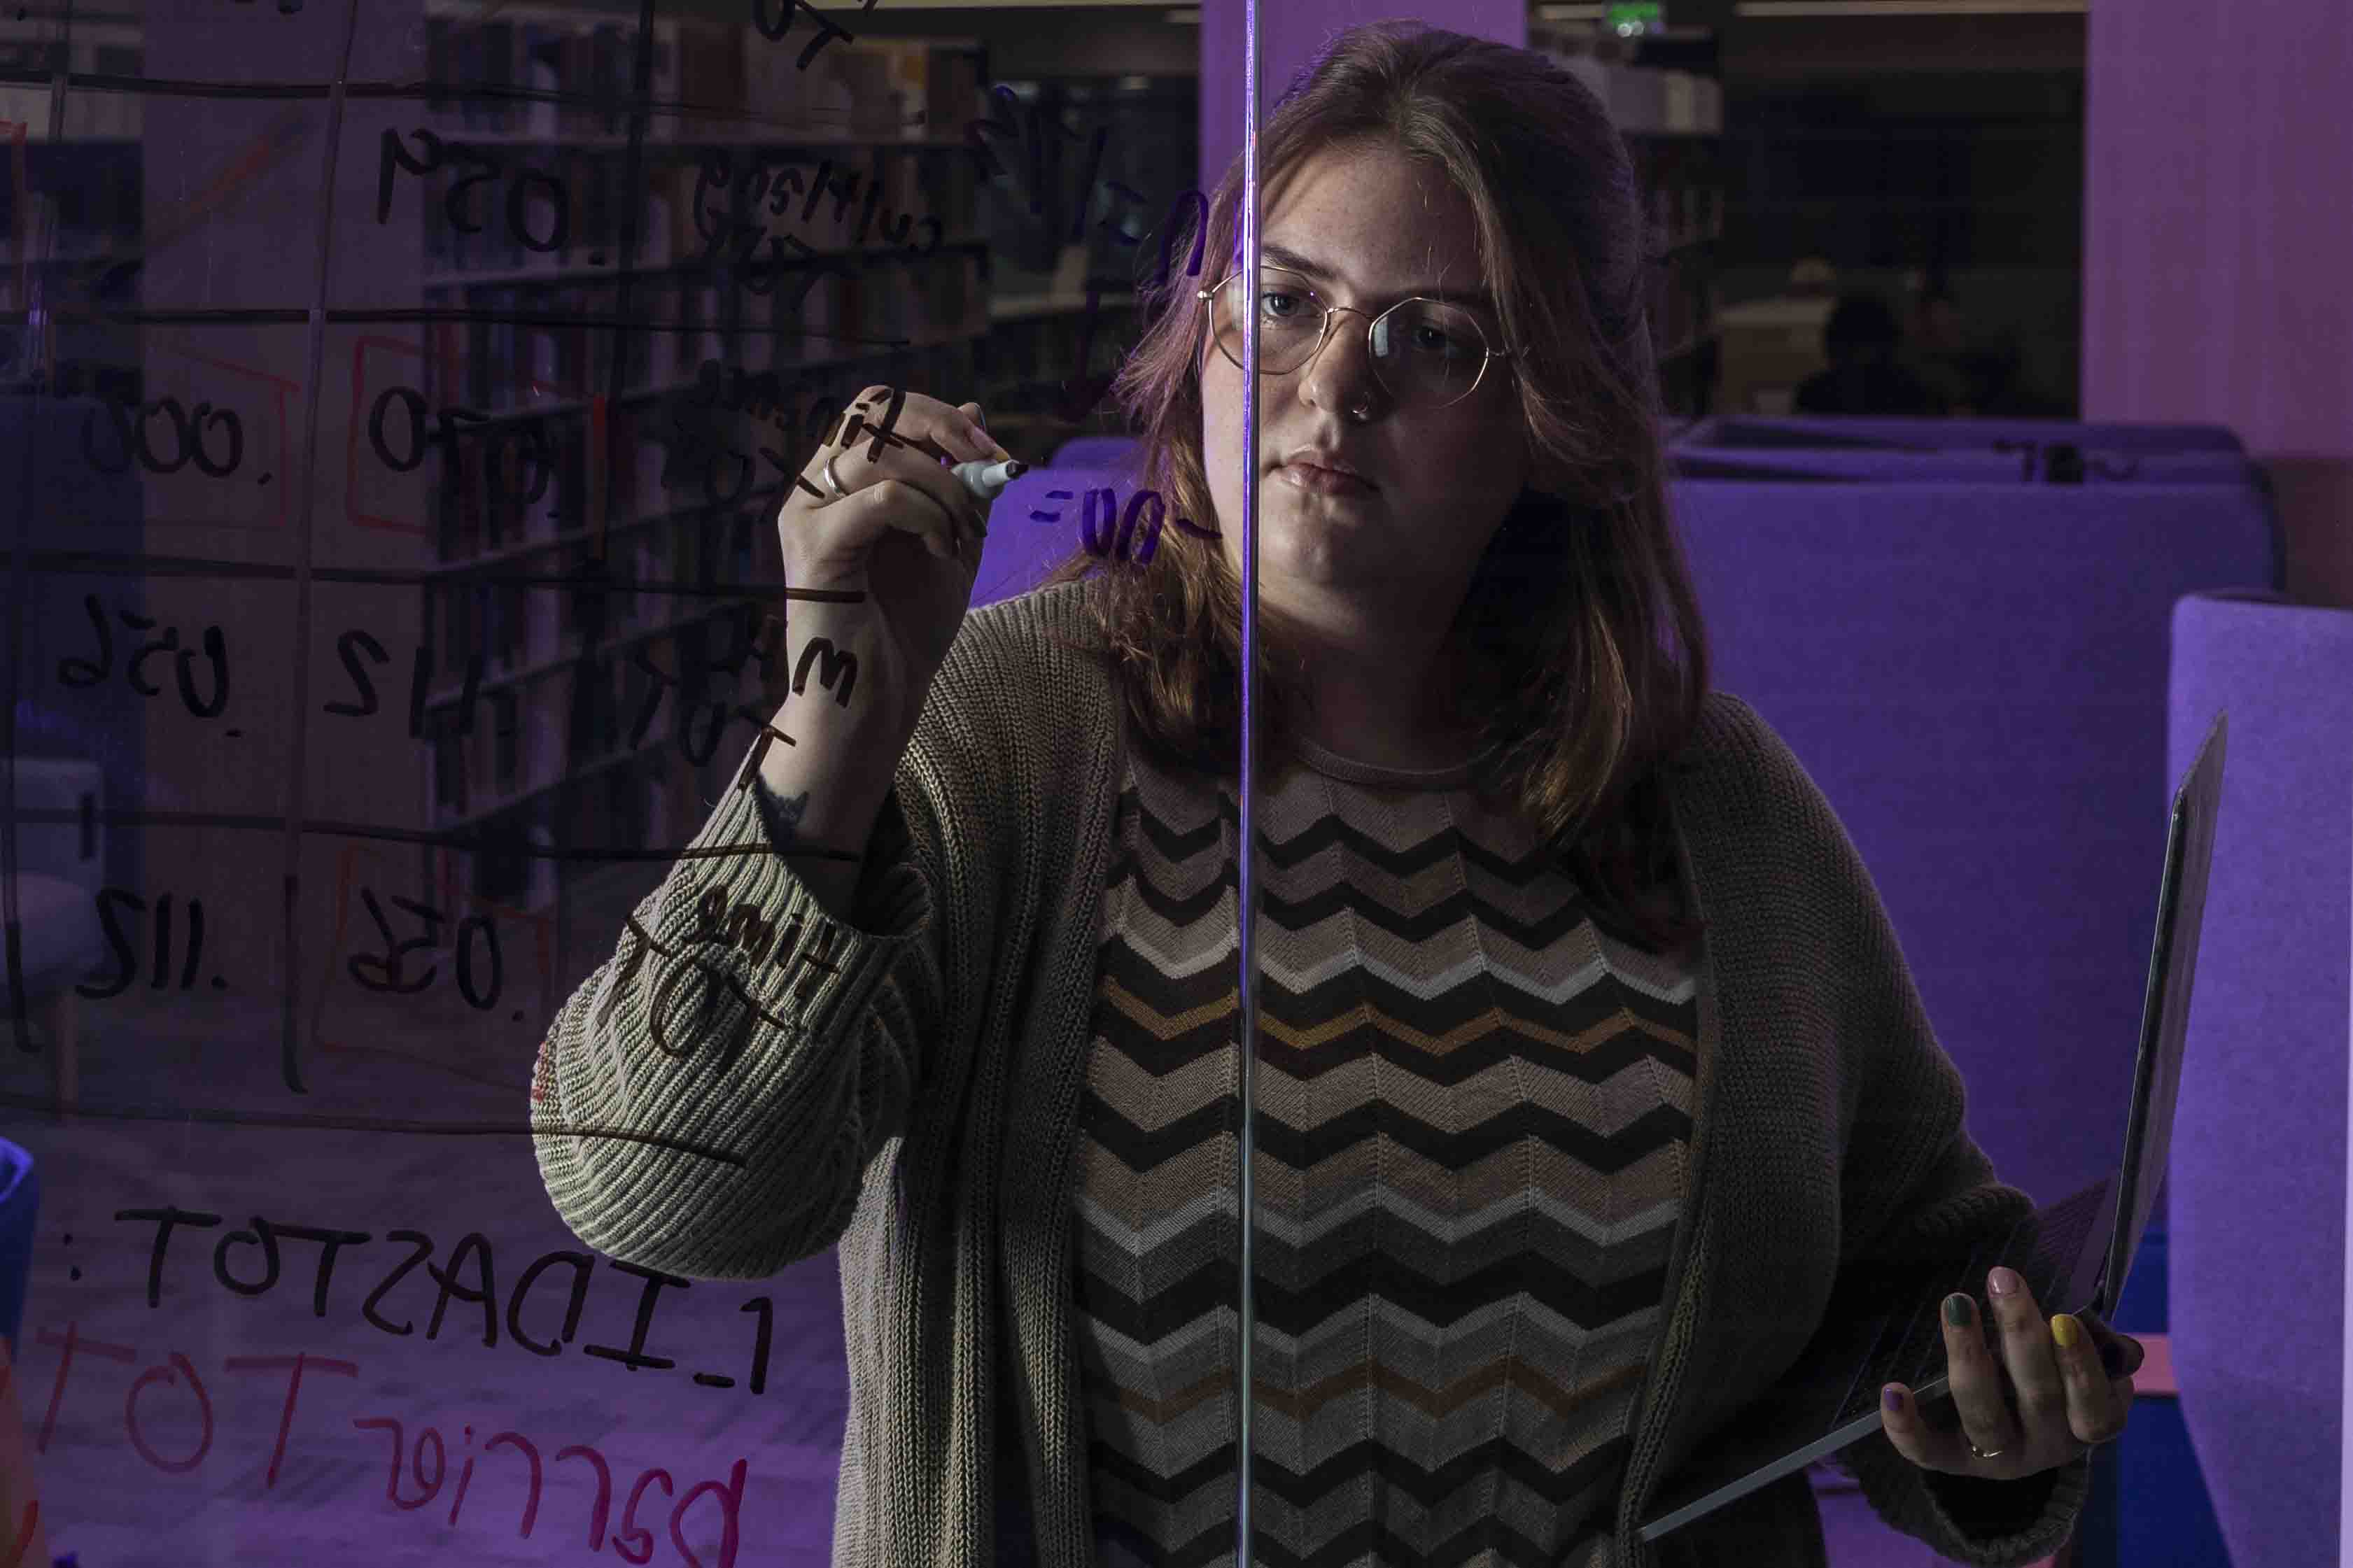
[531,22,2142,1567]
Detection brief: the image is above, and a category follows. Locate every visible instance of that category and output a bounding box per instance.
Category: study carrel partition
[1657,477,2276,1219]
[1669,446,2262,486]
[1680,415,2249,455]
[2163,589,2353,1568]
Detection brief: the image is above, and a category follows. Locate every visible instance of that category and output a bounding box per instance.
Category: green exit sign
[1604,1,1666,34]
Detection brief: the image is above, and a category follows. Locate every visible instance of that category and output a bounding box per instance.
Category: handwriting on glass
[28,1322,752,1563]
[610,889,843,1069]
[57,595,230,719]
[691,146,946,264]
[747,0,878,72]
[960,87,1211,421]
[56,603,855,756]
[1030,484,1221,565]
[106,1207,775,1391]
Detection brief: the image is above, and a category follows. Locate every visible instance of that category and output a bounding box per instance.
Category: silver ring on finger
[822,454,849,500]
[1965,1439,2006,1461]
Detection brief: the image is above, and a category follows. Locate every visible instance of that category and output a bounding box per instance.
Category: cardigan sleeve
[528,623,1009,1283]
[1794,752,2093,1566]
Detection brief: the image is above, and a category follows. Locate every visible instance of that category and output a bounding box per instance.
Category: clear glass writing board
[0,0,1261,1560]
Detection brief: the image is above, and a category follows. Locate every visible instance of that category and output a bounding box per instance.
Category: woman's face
[1198,141,1526,620]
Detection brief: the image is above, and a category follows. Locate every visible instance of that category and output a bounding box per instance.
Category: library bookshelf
[393,5,992,927]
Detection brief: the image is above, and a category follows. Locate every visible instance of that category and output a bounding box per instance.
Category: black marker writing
[692,148,946,263]
[323,630,462,739]
[661,399,789,511]
[823,384,1224,560]
[963,84,1097,224]
[108,1207,775,1397]
[580,1259,687,1373]
[75,888,210,1001]
[56,595,231,719]
[688,218,857,316]
[791,638,855,706]
[76,376,248,482]
[628,641,738,768]
[1030,483,1219,564]
[377,127,572,257]
[955,85,1211,421]
[360,1231,432,1336]
[55,604,829,778]
[748,0,873,71]
[688,357,850,447]
[605,898,838,1075]
[367,383,552,509]
[346,887,506,1012]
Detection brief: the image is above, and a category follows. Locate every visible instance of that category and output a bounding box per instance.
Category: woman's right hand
[776,388,1012,737]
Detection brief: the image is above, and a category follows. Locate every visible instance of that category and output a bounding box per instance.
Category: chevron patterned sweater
[532,579,2090,1568]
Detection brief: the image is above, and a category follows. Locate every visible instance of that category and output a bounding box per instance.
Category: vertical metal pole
[1232,0,1261,1561]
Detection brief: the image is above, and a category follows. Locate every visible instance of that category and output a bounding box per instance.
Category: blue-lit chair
[0,1139,36,1359]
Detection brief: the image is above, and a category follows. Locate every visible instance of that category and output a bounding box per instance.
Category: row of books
[429,502,673,677]
[1629,136,1729,257]
[411,325,980,576]
[975,292,1143,407]
[421,15,982,146]
[426,15,646,139]
[419,254,983,422]
[549,752,675,902]
[428,681,532,821]
[427,576,548,688]
[426,593,759,827]
[449,751,668,913]
[1529,36,1725,138]
[428,476,776,689]
[415,392,659,566]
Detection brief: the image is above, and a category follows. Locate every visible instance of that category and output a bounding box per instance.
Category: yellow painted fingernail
[2052,1313,2083,1350]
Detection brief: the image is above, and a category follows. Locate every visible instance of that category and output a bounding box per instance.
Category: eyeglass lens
[1211,269,1493,409]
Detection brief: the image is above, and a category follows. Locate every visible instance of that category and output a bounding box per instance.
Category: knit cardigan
[531,579,2091,1568]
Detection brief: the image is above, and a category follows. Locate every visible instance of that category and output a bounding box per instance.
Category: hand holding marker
[764,390,1023,921]
[831,402,1026,543]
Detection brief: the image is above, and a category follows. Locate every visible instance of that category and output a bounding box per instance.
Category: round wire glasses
[1195,265,1515,411]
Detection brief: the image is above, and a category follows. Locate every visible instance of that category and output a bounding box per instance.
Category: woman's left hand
[1879,1266,2147,1480]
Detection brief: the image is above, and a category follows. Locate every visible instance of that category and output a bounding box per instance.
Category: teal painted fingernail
[1944,1293,1973,1327]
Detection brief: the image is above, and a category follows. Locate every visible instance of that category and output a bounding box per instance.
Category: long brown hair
[1035,18,1712,956]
